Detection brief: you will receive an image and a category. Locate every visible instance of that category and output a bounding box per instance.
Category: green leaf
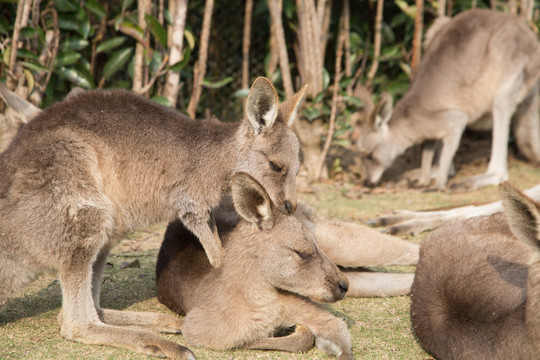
[55,67,94,88]
[121,0,135,11]
[150,95,171,107]
[119,22,145,44]
[184,29,195,49]
[76,11,91,38]
[342,95,364,108]
[54,0,78,12]
[96,36,127,54]
[84,0,107,19]
[19,26,41,39]
[2,46,10,66]
[233,88,250,98]
[169,46,191,71]
[202,76,233,89]
[0,16,10,35]
[17,49,39,61]
[22,61,49,73]
[58,14,79,31]
[54,51,81,67]
[60,37,89,51]
[145,14,167,48]
[101,47,133,80]
[322,68,330,90]
[23,69,35,93]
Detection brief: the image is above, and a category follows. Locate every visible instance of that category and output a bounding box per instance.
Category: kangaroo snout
[284,200,296,214]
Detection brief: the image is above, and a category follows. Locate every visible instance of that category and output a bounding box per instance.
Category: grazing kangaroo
[156,172,355,359]
[410,182,540,359]
[357,9,540,191]
[0,77,306,358]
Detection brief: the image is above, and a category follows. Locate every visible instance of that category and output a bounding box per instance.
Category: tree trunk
[366,0,383,86]
[187,0,214,118]
[133,0,150,93]
[316,4,346,180]
[267,0,294,97]
[411,0,424,74]
[163,0,188,108]
[241,0,254,90]
[438,0,446,17]
[7,0,27,90]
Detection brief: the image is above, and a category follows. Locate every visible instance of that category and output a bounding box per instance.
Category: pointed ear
[0,82,42,122]
[370,92,393,128]
[245,77,279,134]
[500,182,540,250]
[231,172,274,230]
[279,84,308,127]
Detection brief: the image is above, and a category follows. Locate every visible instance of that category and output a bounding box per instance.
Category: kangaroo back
[411,182,540,359]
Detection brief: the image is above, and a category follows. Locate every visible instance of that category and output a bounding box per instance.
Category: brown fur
[156,173,419,358]
[0,77,306,358]
[357,9,540,191]
[156,173,354,359]
[411,182,540,359]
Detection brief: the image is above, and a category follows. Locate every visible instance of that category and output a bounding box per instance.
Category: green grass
[1,154,539,359]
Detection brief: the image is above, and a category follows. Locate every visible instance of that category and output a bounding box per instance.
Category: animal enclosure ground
[1,148,539,359]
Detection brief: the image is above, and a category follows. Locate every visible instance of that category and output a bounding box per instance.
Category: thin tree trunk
[133,0,150,93]
[267,0,282,76]
[438,0,446,17]
[316,8,346,180]
[7,0,28,90]
[366,0,383,87]
[520,0,533,19]
[267,0,294,97]
[163,0,188,108]
[343,0,352,95]
[411,0,424,74]
[241,0,254,90]
[187,0,214,118]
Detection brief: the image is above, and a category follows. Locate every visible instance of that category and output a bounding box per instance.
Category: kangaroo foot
[100,309,184,334]
[450,173,506,192]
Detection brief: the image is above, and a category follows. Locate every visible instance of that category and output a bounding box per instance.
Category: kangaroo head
[357,92,399,187]
[500,182,540,250]
[235,77,307,215]
[231,172,349,302]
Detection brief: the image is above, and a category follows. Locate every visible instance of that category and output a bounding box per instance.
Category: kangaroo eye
[294,250,311,260]
[269,161,282,173]
[365,153,374,161]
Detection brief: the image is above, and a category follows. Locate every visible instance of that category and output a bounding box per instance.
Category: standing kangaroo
[0,77,306,358]
[410,182,540,359]
[357,9,540,191]
[156,172,355,359]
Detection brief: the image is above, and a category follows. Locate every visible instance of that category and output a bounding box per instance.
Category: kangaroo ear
[370,92,393,129]
[0,82,42,123]
[279,84,308,127]
[500,182,540,250]
[231,172,274,230]
[245,77,279,134]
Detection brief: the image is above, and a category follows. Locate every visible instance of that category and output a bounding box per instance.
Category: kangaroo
[369,183,540,236]
[156,172,355,359]
[410,182,540,359]
[0,77,306,358]
[357,9,540,191]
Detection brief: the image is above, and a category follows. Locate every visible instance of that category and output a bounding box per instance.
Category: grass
[1,153,539,360]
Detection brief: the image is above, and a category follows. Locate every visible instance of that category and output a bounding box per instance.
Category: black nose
[284,200,293,214]
[363,179,376,188]
[338,281,348,295]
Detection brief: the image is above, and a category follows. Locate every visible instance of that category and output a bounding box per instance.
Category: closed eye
[269,161,283,173]
[293,249,311,260]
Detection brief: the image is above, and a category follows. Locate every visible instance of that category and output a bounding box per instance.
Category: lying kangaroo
[369,183,540,235]
[156,173,418,359]
[410,182,540,359]
[156,172,354,359]
[0,77,306,358]
[357,9,540,191]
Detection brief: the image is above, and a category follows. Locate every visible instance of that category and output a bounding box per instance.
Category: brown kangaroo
[0,77,306,358]
[410,182,540,359]
[357,9,540,191]
[156,172,355,359]
[156,174,418,359]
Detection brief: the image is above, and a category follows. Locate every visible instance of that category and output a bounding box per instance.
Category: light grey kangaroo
[0,77,306,358]
[156,172,355,359]
[357,9,540,191]
[411,182,540,359]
